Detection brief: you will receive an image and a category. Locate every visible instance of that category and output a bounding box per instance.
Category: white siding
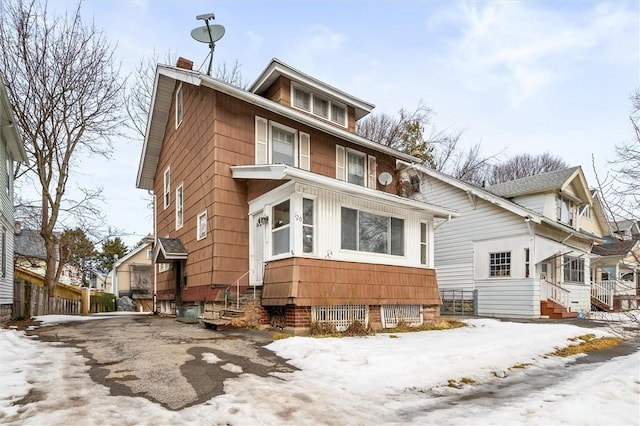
[0,220,14,305]
[475,279,540,318]
[510,194,546,215]
[563,283,590,313]
[435,263,474,291]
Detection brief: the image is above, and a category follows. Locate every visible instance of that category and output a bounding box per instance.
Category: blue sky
[45,0,639,247]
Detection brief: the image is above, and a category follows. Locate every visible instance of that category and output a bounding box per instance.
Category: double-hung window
[197,210,207,240]
[175,184,184,229]
[336,145,376,188]
[489,252,511,277]
[420,222,428,265]
[255,117,310,170]
[341,207,404,256]
[163,167,170,209]
[272,200,291,256]
[557,196,574,227]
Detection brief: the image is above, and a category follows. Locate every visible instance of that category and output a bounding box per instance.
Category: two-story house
[402,164,606,318]
[136,58,458,330]
[0,76,28,321]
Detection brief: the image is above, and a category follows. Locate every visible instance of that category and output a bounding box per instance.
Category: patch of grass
[551,334,623,357]
[388,335,399,339]
[343,320,370,336]
[380,318,466,334]
[510,363,532,369]
[447,379,461,389]
[309,321,338,337]
[447,377,475,388]
[460,377,476,384]
[272,332,293,341]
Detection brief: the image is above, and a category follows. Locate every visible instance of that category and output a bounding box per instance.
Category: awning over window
[155,238,188,263]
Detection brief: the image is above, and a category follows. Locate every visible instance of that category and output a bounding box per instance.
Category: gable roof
[486,166,591,204]
[155,238,188,263]
[114,242,151,269]
[249,58,375,121]
[402,161,602,244]
[137,64,422,190]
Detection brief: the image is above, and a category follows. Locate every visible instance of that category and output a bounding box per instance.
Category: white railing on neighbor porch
[591,281,614,309]
[541,280,569,307]
[602,279,637,296]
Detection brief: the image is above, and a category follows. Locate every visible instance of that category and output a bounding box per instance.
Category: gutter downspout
[149,190,157,314]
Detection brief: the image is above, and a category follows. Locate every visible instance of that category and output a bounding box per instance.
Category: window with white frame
[524,248,530,278]
[146,249,152,260]
[557,196,574,227]
[420,222,428,265]
[164,167,170,209]
[336,145,376,188]
[255,117,310,170]
[563,256,584,283]
[580,205,592,219]
[489,252,511,277]
[341,207,404,256]
[197,210,207,240]
[175,184,183,229]
[158,263,170,273]
[175,83,183,128]
[302,198,314,254]
[272,200,290,256]
[291,84,347,127]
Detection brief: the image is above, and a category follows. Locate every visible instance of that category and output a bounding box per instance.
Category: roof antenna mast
[191,13,225,76]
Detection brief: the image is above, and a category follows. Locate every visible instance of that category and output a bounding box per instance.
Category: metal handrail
[225,270,250,311]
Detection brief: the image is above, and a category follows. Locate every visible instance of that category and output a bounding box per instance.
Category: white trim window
[197,210,207,240]
[302,198,314,254]
[489,251,511,277]
[158,263,170,273]
[146,249,152,260]
[255,116,310,171]
[557,196,574,227]
[420,222,428,265]
[563,255,584,283]
[291,84,347,127]
[175,83,183,128]
[341,207,404,256]
[175,183,184,229]
[272,199,291,256]
[336,145,376,188]
[524,248,530,278]
[5,151,11,197]
[163,167,170,209]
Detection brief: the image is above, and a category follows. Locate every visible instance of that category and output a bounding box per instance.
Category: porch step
[540,300,578,319]
[590,296,612,312]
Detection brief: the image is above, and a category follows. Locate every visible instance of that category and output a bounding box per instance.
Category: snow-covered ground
[1,314,639,425]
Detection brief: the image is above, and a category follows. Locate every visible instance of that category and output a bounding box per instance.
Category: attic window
[291,84,347,127]
[557,196,574,227]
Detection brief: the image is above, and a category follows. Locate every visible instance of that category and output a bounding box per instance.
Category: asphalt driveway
[29,315,295,410]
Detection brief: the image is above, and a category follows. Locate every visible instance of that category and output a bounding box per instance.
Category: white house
[0,77,28,321]
[402,164,605,319]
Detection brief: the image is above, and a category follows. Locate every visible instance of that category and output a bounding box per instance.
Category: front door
[250,211,265,286]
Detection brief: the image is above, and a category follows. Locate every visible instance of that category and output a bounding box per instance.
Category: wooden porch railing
[591,281,614,309]
[541,280,569,307]
[601,279,637,296]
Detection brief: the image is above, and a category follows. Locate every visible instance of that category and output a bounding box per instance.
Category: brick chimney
[176,57,193,70]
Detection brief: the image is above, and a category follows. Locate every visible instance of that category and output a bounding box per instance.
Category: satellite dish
[191,25,225,44]
[378,172,393,186]
[190,13,225,76]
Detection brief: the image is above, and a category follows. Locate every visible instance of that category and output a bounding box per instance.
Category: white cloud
[449,1,636,107]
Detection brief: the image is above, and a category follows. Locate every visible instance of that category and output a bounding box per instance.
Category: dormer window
[291,84,347,127]
[557,196,574,227]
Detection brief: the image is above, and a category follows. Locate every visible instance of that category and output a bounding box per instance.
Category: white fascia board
[0,78,28,164]
[231,164,459,218]
[400,160,543,224]
[114,243,150,268]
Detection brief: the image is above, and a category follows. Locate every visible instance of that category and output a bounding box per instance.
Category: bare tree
[0,0,124,303]
[487,152,569,186]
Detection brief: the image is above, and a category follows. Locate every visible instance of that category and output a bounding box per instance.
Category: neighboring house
[105,242,153,311]
[136,58,458,330]
[608,218,640,242]
[404,165,605,318]
[591,239,640,311]
[88,268,107,291]
[14,227,83,287]
[0,77,28,320]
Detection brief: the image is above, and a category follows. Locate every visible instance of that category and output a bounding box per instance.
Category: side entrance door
[250,210,265,286]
